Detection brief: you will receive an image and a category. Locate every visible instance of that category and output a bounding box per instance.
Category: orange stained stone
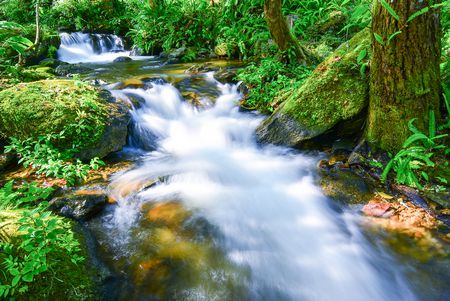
[146,202,190,227]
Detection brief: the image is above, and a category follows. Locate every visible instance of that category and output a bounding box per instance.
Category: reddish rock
[362,197,392,217]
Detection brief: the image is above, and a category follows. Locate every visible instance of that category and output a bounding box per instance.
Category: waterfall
[57,32,131,63]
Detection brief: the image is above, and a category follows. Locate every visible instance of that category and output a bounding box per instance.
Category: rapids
[101,78,417,300]
[54,35,448,300]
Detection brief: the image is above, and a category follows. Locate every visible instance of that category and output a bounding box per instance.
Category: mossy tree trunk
[367,0,441,152]
[264,0,311,64]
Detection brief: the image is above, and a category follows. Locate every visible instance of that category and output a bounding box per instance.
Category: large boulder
[0,80,130,160]
[256,29,370,147]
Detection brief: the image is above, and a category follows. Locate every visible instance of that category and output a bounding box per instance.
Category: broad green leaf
[11,275,20,287]
[373,32,384,45]
[357,49,367,64]
[22,273,34,282]
[402,133,430,148]
[360,64,367,77]
[407,118,421,134]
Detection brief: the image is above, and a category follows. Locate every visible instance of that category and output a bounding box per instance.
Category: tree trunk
[34,0,40,46]
[264,0,311,64]
[367,0,441,152]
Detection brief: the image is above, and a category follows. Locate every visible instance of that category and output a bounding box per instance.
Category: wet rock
[237,82,249,96]
[362,194,439,238]
[362,198,393,217]
[256,29,370,147]
[320,169,373,204]
[423,190,450,209]
[50,191,107,220]
[185,63,217,74]
[130,46,143,56]
[391,184,429,209]
[38,58,63,68]
[76,96,130,161]
[108,177,159,202]
[213,68,237,84]
[55,63,93,76]
[181,91,203,107]
[115,76,167,90]
[168,46,186,59]
[113,56,132,63]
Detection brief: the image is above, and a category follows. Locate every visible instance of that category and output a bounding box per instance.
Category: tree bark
[367,0,441,152]
[264,0,311,64]
[34,0,40,46]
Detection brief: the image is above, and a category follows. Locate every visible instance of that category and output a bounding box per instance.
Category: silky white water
[107,77,417,301]
[57,32,131,63]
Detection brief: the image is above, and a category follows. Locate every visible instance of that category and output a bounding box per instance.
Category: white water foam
[57,32,131,63]
[108,78,417,301]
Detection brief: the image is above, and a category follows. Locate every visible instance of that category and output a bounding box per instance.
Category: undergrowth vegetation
[237,57,312,113]
[0,182,85,299]
[5,133,104,186]
[381,110,449,191]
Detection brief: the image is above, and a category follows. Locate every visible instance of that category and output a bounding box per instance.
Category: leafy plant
[5,132,105,186]
[0,203,84,298]
[381,111,449,189]
[0,181,53,210]
[237,56,312,113]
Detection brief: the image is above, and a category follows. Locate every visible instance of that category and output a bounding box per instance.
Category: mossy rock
[0,80,130,160]
[256,29,370,147]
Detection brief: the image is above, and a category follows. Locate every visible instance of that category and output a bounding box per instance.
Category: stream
[58,33,449,301]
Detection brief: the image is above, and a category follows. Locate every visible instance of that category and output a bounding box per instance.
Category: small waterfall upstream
[57,32,131,63]
[96,75,421,301]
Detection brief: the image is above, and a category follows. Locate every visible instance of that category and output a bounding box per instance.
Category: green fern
[382,111,449,189]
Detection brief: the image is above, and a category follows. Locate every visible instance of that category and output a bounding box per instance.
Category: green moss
[20,67,56,82]
[282,29,370,129]
[0,80,108,150]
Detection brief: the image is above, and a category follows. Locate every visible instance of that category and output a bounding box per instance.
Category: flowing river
[58,33,449,301]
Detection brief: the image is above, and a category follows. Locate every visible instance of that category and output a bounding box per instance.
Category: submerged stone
[144,201,191,228]
[256,29,370,147]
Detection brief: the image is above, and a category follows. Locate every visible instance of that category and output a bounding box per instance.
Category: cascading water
[57,32,131,63]
[99,75,422,300]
